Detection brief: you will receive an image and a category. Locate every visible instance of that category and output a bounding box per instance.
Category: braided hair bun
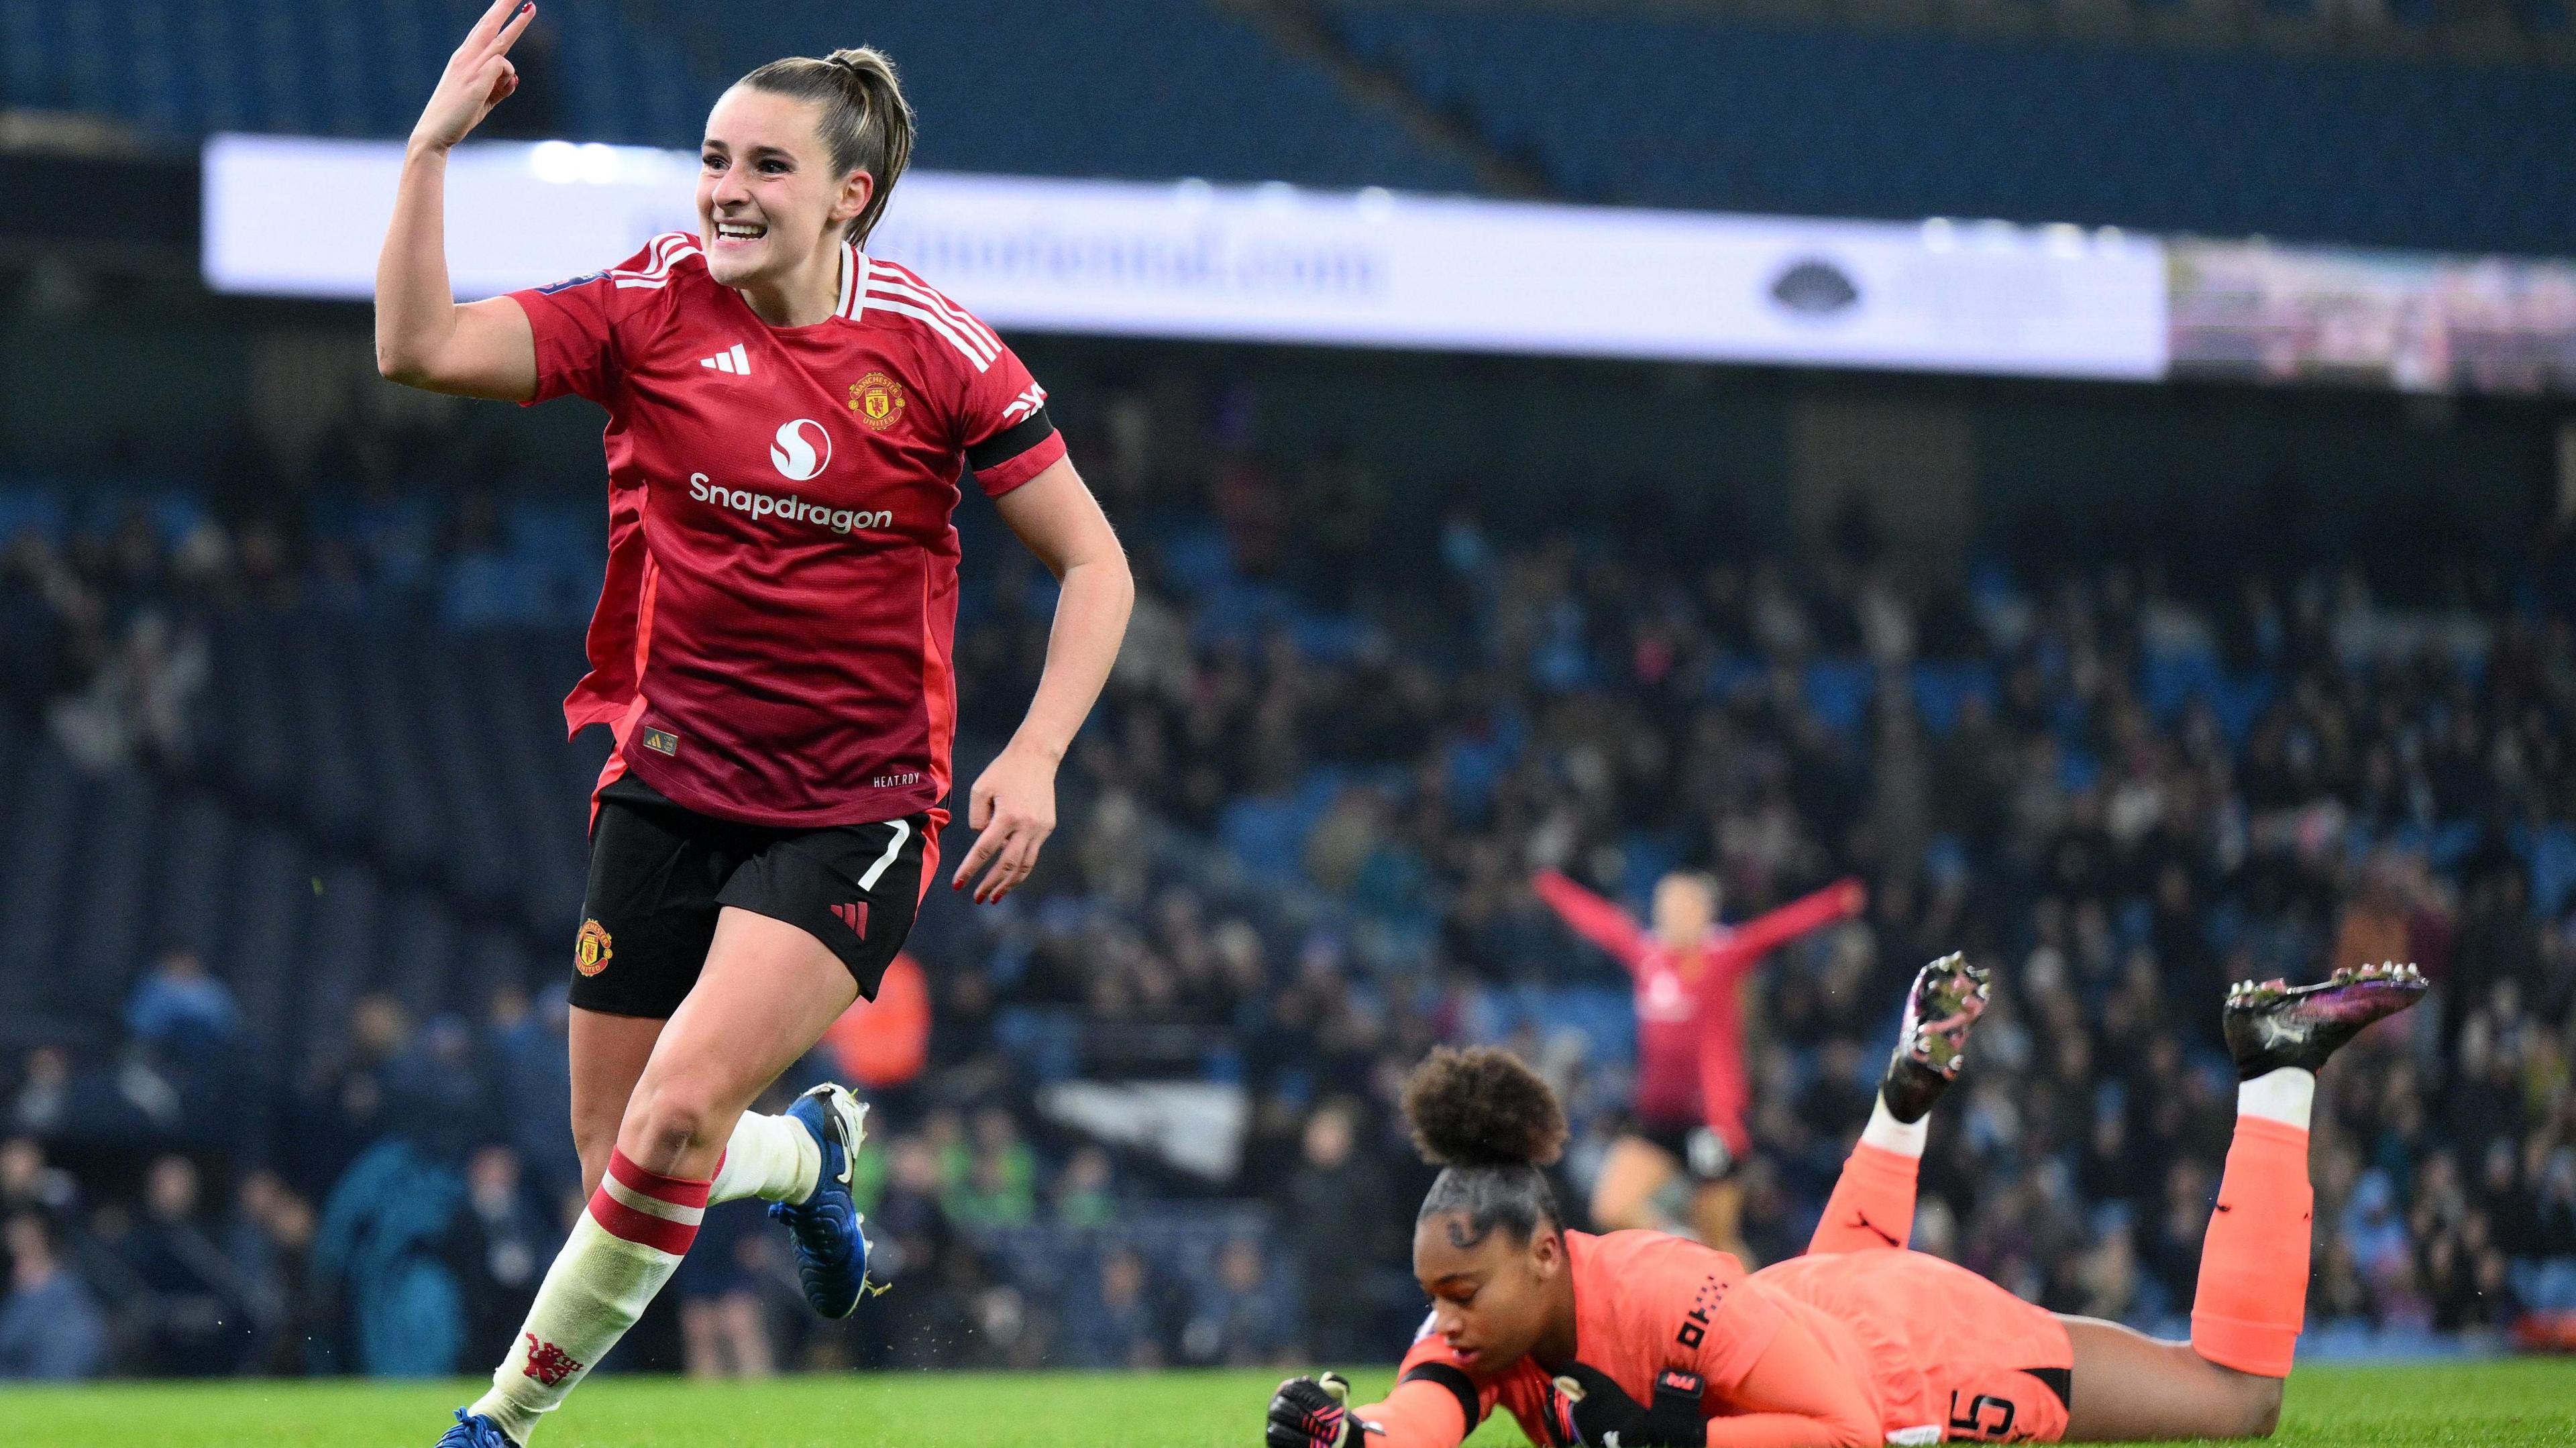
[1403,1046,1568,1169]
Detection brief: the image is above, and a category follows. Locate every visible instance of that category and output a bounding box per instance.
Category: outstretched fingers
[464,0,533,53]
[492,1,536,56]
[452,1,534,89]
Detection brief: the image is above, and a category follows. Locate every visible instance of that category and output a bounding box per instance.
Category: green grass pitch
[5,1361,2573,1447]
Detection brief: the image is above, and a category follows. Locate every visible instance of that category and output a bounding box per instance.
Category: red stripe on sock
[587,1188,699,1256]
[606,1148,712,1209]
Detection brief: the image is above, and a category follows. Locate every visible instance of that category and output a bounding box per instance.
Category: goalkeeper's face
[1413,1214,1568,1374]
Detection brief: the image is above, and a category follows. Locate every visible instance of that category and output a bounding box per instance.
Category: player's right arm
[1531,869,1652,974]
[374,0,539,401]
[1267,1372,1469,1448]
[1708,879,1864,983]
[1268,1329,1495,1448]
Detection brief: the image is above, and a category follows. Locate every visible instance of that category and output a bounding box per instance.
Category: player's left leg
[570,1007,830,1215]
[2057,1319,2282,1441]
[2059,962,2426,1442]
[1590,1132,1689,1233]
[1807,952,1987,1256]
[568,1008,661,1198]
[458,908,858,1447]
[1687,1172,1751,1264]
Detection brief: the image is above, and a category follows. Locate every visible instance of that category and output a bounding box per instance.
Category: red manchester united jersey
[511,233,1066,827]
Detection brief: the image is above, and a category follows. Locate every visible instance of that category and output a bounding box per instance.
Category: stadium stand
[0,0,1479,192]
[1323,5,2576,255]
[4,0,2575,1390]
[7,1,2571,252]
[2,351,2573,1372]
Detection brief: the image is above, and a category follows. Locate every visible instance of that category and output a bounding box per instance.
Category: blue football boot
[435,1409,519,1448]
[768,1081,874,1318]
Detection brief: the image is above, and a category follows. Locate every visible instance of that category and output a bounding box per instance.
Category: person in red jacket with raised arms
[1532,868,1864,1258]
[1263,956,2424,1447]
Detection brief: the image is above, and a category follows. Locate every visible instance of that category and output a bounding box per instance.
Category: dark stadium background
[1,0,2574,1384]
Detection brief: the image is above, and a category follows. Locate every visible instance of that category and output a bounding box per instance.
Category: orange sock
[1806,1143,1919,1254]
[2190,1115,2313,1377]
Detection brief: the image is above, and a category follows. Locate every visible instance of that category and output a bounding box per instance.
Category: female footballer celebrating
[377,6,1132,1445]
[1532,867,1864,1258]
[1267,956,2425,1447]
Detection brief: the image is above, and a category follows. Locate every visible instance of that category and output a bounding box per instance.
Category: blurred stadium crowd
[1,365,2573,1382]
[6,0,2572,256]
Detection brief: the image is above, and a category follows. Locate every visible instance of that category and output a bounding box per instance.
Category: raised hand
[411,0,537,153]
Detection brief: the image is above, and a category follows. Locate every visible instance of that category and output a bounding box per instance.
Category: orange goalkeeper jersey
[1373,1230,2072,1447]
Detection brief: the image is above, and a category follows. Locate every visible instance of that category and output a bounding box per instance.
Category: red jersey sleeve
[950,325,1066,498]
[507,233,688,406]
[1532,870,1652,972]
[1709,879,1864,983]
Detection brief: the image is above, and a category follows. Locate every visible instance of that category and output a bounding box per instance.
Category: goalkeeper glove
[1267,1372,1379,1448]
[1549,1364,1708,1448]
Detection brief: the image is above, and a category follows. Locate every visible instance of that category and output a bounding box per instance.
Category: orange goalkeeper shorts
[1753,1249,2074,1443]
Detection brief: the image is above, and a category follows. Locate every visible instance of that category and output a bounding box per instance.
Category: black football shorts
[1626,1111,1737,1182]
[568,773,930,1019]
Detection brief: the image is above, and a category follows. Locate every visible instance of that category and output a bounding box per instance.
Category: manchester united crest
[575,919,613,977]
[847,371,908,431]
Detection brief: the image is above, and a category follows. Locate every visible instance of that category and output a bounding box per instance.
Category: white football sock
[470,1152,704,1445]
[2235,1068,2316,1131]
[1860,1093,1929,1158]
[706,1111,820,1205]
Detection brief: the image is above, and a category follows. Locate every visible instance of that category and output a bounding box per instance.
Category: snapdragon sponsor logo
[769,419,830,481]
[688,473,892,535]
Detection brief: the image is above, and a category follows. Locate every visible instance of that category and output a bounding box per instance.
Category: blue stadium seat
[227,825,315,1072]
[296,858,384,1068]
[14,3,2569,252]
[1326,5,2576,256]
[0,736,78,1015]
[2,0,1474,193]
[62,770,155,1012]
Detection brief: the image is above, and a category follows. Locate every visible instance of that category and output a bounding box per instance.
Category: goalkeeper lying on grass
[1266,955,2424,1445]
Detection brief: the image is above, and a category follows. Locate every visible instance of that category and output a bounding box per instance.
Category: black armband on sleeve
[967,405,1056,473]
[1398,1361,1481,1433]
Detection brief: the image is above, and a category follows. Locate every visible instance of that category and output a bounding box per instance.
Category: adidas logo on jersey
[1000,383,1046,423]
[699,343,751,376]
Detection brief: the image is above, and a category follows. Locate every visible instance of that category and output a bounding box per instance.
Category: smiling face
[1413,1211,1566,1374]
[698,85,872,290]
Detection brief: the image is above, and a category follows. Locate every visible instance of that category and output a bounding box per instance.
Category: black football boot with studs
[1880,952,1992,1125]
[2222,961,2427,1080]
